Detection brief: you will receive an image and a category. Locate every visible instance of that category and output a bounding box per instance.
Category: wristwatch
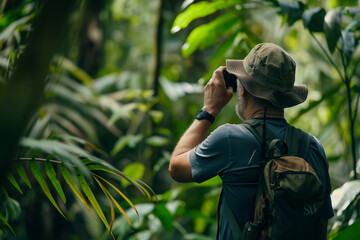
[196,109,215,124]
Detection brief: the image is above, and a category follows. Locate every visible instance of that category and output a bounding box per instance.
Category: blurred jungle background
[0,0,360,239]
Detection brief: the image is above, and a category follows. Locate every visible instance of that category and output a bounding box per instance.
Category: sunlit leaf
[171,0,239,33]
[111,134,142,156]
[210,31,238,70]
[109,103,138,124]
[76,169,110,233]
[160,78,203,101]
[54,55,93,86]
[302,7,326,32]
[46,162,66,203]
[182,10,239,57]
[16,164,31,189]
[122,163,145,187]
[324,9,342,53]
[331,218,360,240]
[146,135,169,147]
[149,110,164,124]
[0,15,33,43]
[60,165,99,226]
[30,161,67,220]
[331,180,360,214]
[0,212,15,235]
[7,172,22,194]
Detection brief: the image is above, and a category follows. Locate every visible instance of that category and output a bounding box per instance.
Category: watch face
[196,109,214,123]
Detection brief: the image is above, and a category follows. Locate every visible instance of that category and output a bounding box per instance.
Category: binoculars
[223,70,237,92]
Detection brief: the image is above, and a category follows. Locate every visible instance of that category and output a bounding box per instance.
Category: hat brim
[226,59,308,108]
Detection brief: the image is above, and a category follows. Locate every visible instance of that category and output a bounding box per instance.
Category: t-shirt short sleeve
[189,124,232,183]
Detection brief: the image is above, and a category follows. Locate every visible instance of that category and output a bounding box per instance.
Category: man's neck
[245,106,284,120]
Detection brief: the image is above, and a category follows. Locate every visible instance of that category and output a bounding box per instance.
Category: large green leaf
[122,162,145,187]
[153,203,173,232]
[111,134,143,156]
[279,1,305,26]
[323,9,342,53]
[182,9,239,57]
[171,0,240,33]
[302,7,326,32]
[30,161,67,220]
[341,19,360,60]
[331,218,360,240]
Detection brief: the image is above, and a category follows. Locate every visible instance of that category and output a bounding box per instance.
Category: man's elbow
[168,158,193,183]
[169,162,181,182]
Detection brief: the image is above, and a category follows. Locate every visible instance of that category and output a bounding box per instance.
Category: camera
[223,70,237,92]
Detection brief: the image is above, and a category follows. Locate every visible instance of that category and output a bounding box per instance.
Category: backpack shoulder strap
[284,125,310,157]
[242,119,276,148]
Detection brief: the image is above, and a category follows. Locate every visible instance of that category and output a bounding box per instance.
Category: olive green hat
[226,43,308,108]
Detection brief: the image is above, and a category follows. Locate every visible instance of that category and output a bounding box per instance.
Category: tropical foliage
[0,0,359,239]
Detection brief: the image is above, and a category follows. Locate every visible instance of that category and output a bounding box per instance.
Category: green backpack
[221,119,326,240]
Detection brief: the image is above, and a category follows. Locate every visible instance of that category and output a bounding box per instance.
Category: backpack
[219,118,326,240]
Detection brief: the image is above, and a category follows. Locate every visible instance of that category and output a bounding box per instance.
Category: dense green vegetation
[0,0,359,239]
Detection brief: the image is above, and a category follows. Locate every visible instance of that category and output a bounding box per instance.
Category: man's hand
[203,66,234,118]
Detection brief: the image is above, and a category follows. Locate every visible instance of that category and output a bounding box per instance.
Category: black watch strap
[196,109,215,124]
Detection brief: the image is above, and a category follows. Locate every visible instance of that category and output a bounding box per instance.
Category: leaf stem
[310,32,345,82]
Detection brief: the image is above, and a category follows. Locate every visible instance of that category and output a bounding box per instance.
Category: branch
[310,32,345,82]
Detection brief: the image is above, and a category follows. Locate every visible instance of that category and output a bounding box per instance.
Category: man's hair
[252,95,284,113]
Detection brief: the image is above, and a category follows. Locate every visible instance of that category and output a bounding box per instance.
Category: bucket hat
[226,43,308,108]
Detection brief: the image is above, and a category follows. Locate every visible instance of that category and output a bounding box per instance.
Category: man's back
[189,119,333,240]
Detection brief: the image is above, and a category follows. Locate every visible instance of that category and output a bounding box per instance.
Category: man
[169,43,333,239]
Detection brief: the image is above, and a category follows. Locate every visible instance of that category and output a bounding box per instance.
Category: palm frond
[0,135,153,236]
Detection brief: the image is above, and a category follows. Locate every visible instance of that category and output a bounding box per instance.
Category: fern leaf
[87,165,145,197]
[7,172,22,194]
[0,211,15,235]
[16,164,31,189]
[76,169,110,232]
[46,162,66,203]
[59,164,99,227]
[30,161,67,220]
[92,174,138,217]
[93,176,116,235]
[93,174,133,229]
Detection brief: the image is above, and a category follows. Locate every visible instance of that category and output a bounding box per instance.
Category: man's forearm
[169,119,212,182]
[172,119,212,156]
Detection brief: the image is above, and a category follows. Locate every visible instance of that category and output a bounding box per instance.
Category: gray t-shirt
[189,119,334,240]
